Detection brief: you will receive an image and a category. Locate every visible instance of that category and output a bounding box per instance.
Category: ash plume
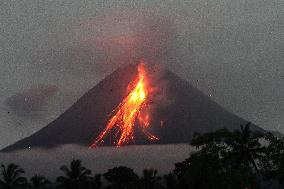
[72,9,176,72]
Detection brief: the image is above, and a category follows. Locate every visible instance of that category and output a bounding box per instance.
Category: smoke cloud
[71,8,176,72]
[4,85,58,118]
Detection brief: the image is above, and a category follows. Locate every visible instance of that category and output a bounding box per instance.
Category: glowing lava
[90,62,158,148]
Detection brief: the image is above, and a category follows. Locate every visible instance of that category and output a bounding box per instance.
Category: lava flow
[90,62,158,148]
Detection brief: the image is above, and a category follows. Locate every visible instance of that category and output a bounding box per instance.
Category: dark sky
[0,0,283,148]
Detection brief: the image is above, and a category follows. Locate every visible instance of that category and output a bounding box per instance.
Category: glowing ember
[90,62,158,148]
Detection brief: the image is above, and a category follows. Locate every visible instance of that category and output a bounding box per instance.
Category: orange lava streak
[90,63,158,148]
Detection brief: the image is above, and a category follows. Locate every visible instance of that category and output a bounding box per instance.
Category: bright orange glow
[90,62,158,148]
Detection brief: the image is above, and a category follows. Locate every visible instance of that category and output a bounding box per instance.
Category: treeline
[0,123,284,189]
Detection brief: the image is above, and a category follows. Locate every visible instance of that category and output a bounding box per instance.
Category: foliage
[140,169,162,189]
[30,175,51,189]
[187,123,265,189]
[89,174,102,189]
[163,173,178,189]
[176,154,223,188]
[262,133,284,186]
[56,159,91,189]
[0,163,28,189]
[103,166,139,189]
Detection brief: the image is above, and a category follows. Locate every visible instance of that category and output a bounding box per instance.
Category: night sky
[0,0,283,149]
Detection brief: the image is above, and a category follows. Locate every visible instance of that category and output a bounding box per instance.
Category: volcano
[2,64,264,152]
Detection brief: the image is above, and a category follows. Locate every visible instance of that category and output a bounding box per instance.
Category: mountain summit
[2,64,263,152]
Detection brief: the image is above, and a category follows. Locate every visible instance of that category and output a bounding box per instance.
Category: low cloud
[0,144,190,179]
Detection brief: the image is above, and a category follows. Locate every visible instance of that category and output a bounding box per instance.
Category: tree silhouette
[0,163,28,189]
[163,173,178,189]
[189,123,265,189]
[174,149,226,189]
[103,166,139,189]
[222,123,265,188]
[56,159,91,189]
[262,132,284,187]
[29,175,51,189]
[89,174,102,189]
[225,123,265,172]
[140,169,162,189]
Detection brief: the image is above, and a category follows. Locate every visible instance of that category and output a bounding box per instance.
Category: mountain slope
[2,64,263,152]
